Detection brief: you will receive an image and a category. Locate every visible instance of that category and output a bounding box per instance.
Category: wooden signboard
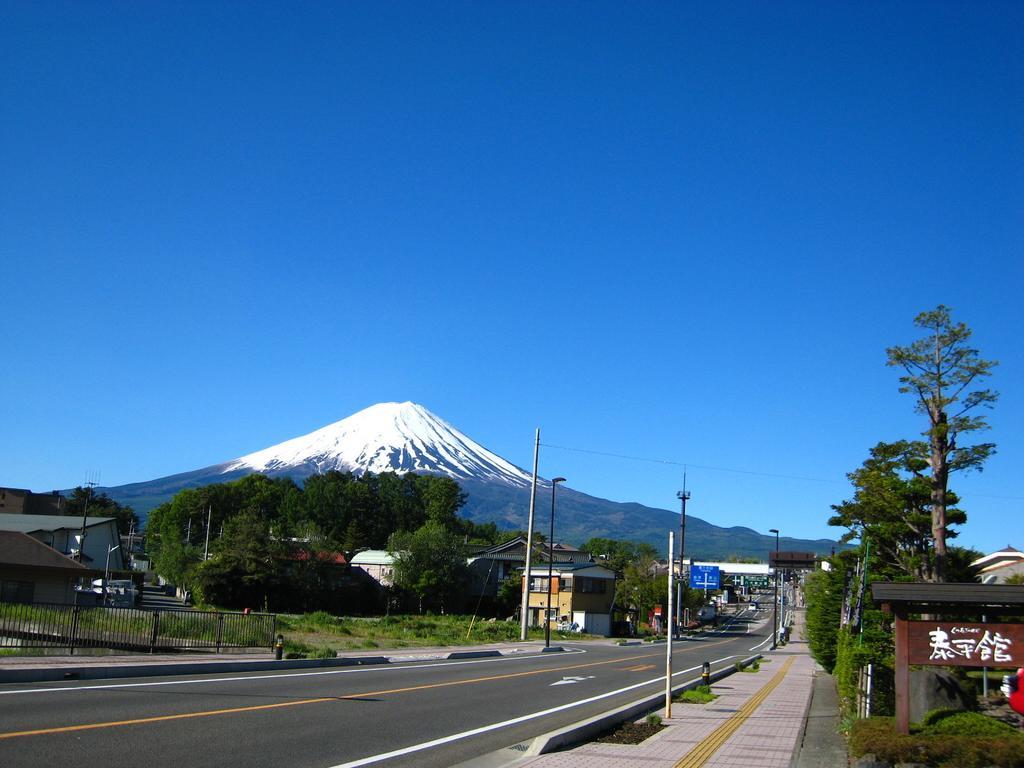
[908,621,1024,668]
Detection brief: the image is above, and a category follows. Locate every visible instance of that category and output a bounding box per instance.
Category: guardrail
[0,601,276,653]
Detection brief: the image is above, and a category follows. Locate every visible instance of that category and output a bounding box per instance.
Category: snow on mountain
[221,402,534,487]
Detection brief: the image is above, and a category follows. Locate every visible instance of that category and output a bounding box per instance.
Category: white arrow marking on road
[551,675,595,686]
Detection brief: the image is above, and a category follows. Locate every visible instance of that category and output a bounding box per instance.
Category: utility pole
[203,505,212,561]
[665,530,675,719]
[675,474,690,631]
[520,428,541,641]
[76,480,97,563]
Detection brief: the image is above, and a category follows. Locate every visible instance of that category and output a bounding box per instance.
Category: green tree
[887,305,998,581]
[828,441,965,581]
[581,537,658,578]
[803,566,844,672]
[416,475,466,529]
[65,487,140,537]
[388,521,469,613]
[194,511,288,610]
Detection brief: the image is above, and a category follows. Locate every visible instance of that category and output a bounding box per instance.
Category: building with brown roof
[0,530,94,604]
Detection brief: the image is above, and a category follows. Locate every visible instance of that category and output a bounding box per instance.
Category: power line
[539,442,1024,500]
[540,443,844,484]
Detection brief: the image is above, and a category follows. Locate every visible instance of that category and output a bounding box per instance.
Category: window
[560,577,572,593]
[530,577,550,592]
[1,580,34,604]
[576,577,607,594]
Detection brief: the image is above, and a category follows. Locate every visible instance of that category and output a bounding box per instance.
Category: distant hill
[92,401,837,559]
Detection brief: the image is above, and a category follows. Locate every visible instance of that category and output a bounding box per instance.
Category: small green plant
[675,685,717,704]
[311,647,336,659]
[645,713,662,726]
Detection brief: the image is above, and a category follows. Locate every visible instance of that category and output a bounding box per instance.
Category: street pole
[76,481,96,563]
[676,478,689,631]
[545,477,565,649]
[103,544,120,604]
[769,528,780,650]
[520,428,541,641]
[204,505,212,561]
[665,530,674,719]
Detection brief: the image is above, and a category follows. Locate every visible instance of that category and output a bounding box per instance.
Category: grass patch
[675,685,717,704]
[274,613,597,656]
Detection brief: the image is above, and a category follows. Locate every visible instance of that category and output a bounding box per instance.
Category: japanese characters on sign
[908,621,1024,668]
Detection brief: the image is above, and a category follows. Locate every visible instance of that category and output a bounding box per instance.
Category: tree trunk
[930,409,949,583]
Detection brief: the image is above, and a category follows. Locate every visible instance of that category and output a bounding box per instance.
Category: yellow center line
[673,656,795,768]
[0,644,736,741]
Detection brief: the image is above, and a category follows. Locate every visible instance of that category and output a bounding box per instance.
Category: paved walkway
[510,608,847,768]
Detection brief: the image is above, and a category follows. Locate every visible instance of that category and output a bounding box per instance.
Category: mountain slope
[93,401,837,558]
[223,402,532,487]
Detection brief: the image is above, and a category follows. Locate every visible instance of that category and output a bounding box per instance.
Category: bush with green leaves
[849,716,1024,768]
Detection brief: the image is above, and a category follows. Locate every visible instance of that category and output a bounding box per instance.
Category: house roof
[546,563,615,577]
[0,513,114,534]
[0,531,92,572]
[287,547,347,565]
[970,545,1023,569]
[350,550,394,566]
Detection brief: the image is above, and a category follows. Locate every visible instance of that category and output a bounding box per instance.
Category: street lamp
[545,477,566,648]
[769,529,779,650]
[104,544,120,605]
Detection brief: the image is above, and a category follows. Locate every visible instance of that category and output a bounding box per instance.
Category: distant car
[696,604,718,625]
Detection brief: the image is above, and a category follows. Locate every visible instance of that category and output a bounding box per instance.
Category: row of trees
[146,471,501,612]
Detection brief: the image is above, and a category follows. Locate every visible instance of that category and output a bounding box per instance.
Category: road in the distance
[0,609,773,768]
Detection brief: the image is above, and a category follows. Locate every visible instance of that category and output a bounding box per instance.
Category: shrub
[645,713,662,726]
[923,711,1021,738]
[850,716,1024,768]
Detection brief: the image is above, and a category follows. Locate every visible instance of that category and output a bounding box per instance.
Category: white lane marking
[331,655,741,768]
[327,655,740,768]
[0,648,588,697]
[550,675,595,686]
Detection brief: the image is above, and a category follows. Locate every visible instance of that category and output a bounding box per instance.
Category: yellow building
[526,563,616,636]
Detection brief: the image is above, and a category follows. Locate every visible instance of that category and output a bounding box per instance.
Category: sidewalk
[508,608,847,768]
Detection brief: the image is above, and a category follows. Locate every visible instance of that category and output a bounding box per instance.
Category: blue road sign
[689,565,721,590]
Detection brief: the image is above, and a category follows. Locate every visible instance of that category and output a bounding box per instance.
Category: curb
[0,645,567,684]
[524,654,762,756]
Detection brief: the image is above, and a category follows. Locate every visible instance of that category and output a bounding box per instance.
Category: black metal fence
[0,601,276,653]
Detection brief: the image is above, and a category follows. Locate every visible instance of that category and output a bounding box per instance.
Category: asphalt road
[0,608,774,768]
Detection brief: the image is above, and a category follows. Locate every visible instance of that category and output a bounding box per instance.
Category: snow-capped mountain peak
[222,402,533,487]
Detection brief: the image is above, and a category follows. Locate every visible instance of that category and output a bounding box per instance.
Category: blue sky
[2,3,1020,555]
